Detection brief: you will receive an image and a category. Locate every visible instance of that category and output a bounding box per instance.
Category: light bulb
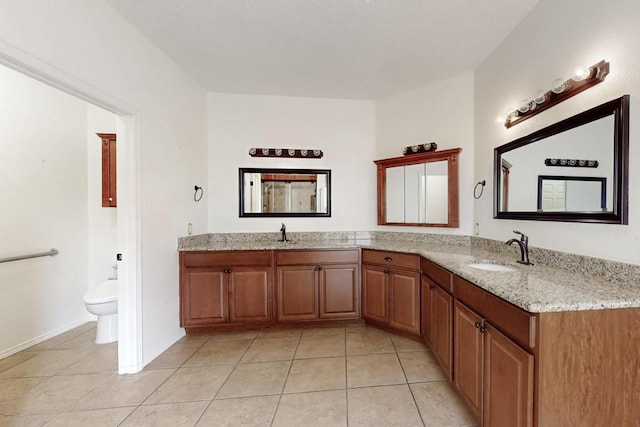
[517,99,531,114]
[534,90,546,105]
[572,66,591,81]
[551,78,566,94]
[504,108,517,122]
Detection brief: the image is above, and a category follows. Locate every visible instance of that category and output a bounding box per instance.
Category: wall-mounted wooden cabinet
[97,133,117,207]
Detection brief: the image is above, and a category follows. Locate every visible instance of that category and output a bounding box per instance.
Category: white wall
[375,72,475,235]
[207,93,377,233]
[474,0,640,264]
[0,64,92,356]
[0,1,208,369]
[87,105,118,290]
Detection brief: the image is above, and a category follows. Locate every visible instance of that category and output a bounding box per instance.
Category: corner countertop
[179,238,640,314]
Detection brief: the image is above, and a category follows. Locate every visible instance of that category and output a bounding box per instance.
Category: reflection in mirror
[537,176,606,212]
[375,148,460,228]
[386,161,448,224]
[239,168,330,217]
[494,95,629,224]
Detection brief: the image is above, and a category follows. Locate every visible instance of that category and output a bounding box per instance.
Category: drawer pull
[384,256,393,262]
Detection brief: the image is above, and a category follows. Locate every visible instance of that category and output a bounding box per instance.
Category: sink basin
[468,262,516,272]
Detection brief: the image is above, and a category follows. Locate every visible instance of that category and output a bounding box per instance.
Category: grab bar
[0,248,59,264]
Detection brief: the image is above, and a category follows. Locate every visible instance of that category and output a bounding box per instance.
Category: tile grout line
[268,331,302,426]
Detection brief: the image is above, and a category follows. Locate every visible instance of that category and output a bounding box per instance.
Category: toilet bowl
[83,279,118,344]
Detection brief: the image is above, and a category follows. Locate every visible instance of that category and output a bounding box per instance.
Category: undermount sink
[468,262,517,272]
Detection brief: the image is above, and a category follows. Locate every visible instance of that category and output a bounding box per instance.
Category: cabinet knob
[315,266,323,271]
[385,269,392,275]
[429,285,435,291]
[223,268,232,274]
[474,321,481,329]
[384,256,393,262]
[479,325,487,334]
[108,197,113,201]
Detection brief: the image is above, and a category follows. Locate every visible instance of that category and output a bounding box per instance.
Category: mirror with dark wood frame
[494,95,629,224]
[375,148,461,228]
[239,168,331,217]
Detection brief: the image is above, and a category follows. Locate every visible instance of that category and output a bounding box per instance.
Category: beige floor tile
[347,384,423,427]
[284,357,346,393]
[240,337,298,363]
[398,351,446,383]
[183,339,252,367]
[295,334,345,359]
[0,349,91,378]
[0,352,41,375]
[58,346,118,375]
[346,331,395,355]
[0,373,110,415]
[391,335,428,352]
[72,369,174,410]
[207,330,259,341]
[216,361,290,398]
[28,323,96,351]
[257,328,302,338]
[120,401,208,426]
[0,377,43,402]
[145,341,205,370]
[45,407,135,426]
[347,353,406,388]
[411,381,477,427]
[0,413,52,426]
[301,326,346,336]
[272,390,347,427]
[144,365,233,404]
[196,395,279,426]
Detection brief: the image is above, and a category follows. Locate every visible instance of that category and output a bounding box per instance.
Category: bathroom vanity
[178,239,640,426]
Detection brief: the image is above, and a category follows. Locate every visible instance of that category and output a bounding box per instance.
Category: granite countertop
[179,238,640,314]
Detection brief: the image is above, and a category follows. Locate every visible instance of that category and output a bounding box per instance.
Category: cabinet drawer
[421,257,452,293]
[453,275,535,351]
[182,251,272,268]
[362,249,420,270]
[276,249,359,265]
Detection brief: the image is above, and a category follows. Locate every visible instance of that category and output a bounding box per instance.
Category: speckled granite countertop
[179,238,640,314]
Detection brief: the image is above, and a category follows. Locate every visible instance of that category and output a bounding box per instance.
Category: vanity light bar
[402,142,437,156]
[504,60,610,129]
[249,148,324,159]
[545,158,599,168]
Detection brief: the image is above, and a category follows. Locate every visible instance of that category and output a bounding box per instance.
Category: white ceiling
[108,0,539,100]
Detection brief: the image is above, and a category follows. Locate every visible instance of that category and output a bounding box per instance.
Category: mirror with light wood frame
[374,148,461,227]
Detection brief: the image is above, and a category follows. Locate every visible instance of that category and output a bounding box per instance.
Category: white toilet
[83,279,118,344]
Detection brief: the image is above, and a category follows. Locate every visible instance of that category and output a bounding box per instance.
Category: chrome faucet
[506,230,533,265]
[279,223,288,242]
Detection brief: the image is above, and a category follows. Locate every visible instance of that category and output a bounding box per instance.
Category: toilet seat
[83,280,118,304]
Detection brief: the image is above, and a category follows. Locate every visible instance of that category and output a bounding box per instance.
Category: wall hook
[194,185,203,202]
[474,180,486,199]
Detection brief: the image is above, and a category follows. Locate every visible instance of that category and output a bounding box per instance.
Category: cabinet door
[361,265,388,323]
[319,263,359,319]
[434,286,453,380]
[454,300,483,421]
[181,269,228,326]
[228,266,273,323]
[277,265,319,321]
[389,269,421,335]
[421,276,435,347]
[483,323,534,427]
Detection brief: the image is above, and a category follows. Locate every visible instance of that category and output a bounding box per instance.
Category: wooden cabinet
[97,133,117,207]
[362,249,420,335]
[453,278,534,427]
[421,257,453,379]
[180,251,273,331]
[276,250,359,322]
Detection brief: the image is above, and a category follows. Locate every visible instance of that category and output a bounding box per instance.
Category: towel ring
[474,180,486,199]
[194,185,203,202]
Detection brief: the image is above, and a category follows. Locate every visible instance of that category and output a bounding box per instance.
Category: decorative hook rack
[504,60,609,128]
